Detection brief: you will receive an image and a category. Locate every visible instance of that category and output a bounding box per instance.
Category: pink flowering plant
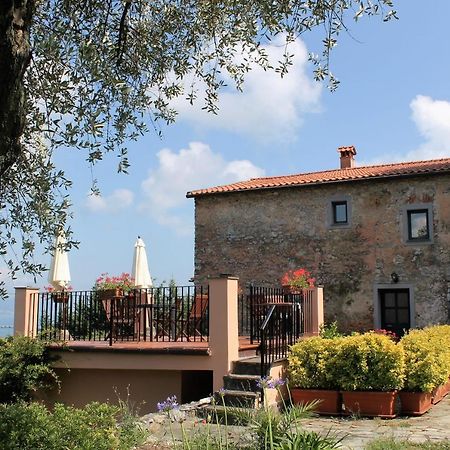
[281,268,315,289]
[93,272,134,292]
[44,285,73,292]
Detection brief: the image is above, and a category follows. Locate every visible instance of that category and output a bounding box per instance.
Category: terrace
[14,276,323,412]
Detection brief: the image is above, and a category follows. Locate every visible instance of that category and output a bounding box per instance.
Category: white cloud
[409,95,450,160]
[85,188,134,213]
[140,141,265,234]
[361,95,450,166]
[172,37,321,143]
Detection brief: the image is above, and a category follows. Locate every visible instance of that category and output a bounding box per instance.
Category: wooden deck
[48,336,259,356]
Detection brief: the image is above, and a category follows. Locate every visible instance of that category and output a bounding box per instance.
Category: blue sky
[2,1,450,323]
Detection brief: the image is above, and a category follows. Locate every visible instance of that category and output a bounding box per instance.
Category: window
[407,209,429,240]
[328,196,351,229]
[402,204,433,244]
[332,201,348,224]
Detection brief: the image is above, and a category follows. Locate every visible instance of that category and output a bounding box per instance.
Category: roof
[186,157,450,198]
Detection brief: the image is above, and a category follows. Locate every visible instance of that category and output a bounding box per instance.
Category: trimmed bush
[0,336,59,403]
[334,332,405,391]
[401,325,450,392]
[0,401,147,450]
[288,336,342,389]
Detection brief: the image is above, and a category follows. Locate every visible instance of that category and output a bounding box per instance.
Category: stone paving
[301,395,450,449]
[139,396,450,449]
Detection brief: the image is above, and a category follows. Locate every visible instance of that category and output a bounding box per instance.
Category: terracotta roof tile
[186,157,450,198]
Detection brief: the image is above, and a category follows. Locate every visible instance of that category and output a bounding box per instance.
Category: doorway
[379,289,410,337]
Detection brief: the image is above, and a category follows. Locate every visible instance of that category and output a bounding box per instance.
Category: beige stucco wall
[45,368,182,414]
[193,174,450,331]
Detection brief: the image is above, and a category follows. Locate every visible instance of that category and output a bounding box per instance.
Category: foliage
[288,336,341,389]
[0,335,59,404]
[366,437,450,450]
[319,322,343,339]
[334,332,405,391]
[94,272,134,292]
[0,1,397,299]
[0,401,147,450]
[273,429,343,450]
[400,325,450,393]
[155,386,342,449]
[281,268,315,289]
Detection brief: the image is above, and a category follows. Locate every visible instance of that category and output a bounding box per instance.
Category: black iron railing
[244,285,307,376]
[33,286,209,345]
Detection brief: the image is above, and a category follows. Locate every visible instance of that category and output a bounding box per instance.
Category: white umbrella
[48,233,71,291]
[132,236,152,288]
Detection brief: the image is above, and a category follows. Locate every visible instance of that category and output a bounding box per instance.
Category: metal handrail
[259,301,303,377]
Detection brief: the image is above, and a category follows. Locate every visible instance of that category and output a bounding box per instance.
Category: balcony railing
[32,286,209,345]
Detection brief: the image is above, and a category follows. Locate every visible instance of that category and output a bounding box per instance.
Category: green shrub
[334,332,405,391]
[0,401,147,450]
[319,321,342,339]
[401,325,450,392]
[288,336,341,389]
[0,336,59,403]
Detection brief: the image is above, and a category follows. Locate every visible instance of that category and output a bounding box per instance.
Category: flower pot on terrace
[341,391,398,418]
[51,292,69,303]
[291,388,341,415]
[97,288,124,301]
[282,285,303,295]
[399,391,433,416]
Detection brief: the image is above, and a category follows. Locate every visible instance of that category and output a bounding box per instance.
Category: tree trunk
[0,0,34,178]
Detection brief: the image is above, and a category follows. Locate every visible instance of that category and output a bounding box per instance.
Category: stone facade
[192,174,450,332]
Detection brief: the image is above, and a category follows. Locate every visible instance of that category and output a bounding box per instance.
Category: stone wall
[193,174,450,331]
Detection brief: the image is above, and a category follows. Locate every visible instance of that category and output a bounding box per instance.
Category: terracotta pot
[97,288,123,301]
[442,378,450,396]
[399,391,432,416]
[291,388,341,415]
[51,292,69,303]
[341,391,398,418]
[432,384,448,404]
[282,285,303,295]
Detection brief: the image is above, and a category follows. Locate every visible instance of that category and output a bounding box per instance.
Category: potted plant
[93,273,134,300]
[281,268,315,294]
[400,327,450,414]
[44,285,73,303]
[288,336,342,415]
[335,332,405,418]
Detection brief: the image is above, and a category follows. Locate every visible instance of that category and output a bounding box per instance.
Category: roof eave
[186,168,450,198]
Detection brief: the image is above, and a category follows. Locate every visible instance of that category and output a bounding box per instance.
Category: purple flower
[157,395,179,414]
[257,376,285,389]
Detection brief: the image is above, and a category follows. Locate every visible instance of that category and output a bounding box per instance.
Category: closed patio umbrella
[132,236,152,288]
[48,232,71,340]
[132,236,153,338]
[48,233,71,291]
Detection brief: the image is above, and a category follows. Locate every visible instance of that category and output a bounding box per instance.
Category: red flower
[281,268,315,289]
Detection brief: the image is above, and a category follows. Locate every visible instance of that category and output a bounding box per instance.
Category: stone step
[223,373,262,392]
[197,404,255,425]
[232,357,263,376]
[213,389,260,408]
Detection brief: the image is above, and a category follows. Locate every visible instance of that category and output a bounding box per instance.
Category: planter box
[291,388,341,415]
[432,383,449,405]
[341,391,397,418]
[399,391,432,416]
[98,288,123,301]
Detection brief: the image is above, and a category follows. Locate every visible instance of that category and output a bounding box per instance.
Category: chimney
[338,146,356,169]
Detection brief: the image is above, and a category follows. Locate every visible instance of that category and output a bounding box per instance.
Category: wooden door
[379,289,410,337]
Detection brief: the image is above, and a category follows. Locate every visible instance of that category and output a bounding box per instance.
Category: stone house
[187,147,450,335]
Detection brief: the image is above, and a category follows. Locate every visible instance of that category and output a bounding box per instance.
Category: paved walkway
[302,396,450,449]
[139,396,450,449]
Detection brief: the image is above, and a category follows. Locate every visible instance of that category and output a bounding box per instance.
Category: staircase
[198,357,265,423]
